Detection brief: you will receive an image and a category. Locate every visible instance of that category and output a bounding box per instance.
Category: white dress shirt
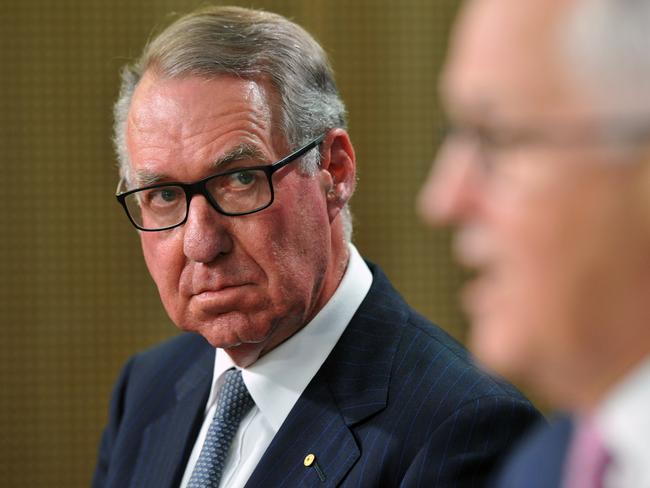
[179,244,372,488]
[596,356,650,488]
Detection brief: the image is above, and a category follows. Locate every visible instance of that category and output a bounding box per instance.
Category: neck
[557,348,650,414]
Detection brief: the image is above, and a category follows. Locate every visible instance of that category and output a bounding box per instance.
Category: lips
[190,282,259,307]
[462,270,493,313]
[189,283,258,316]
[193,282,249,296]
[452,225,505,318]
[453,225,497,270]
[182,267,256,297]
[178,260,261,308]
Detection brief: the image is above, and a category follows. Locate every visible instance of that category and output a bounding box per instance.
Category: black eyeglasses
[116,133,326,231]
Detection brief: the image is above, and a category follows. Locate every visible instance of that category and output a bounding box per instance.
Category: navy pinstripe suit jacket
[92,263,541,487]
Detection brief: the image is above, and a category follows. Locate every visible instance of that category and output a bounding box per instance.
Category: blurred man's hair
[564,0,650,115]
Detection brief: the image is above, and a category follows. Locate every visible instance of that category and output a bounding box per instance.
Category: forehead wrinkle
[182,103,271,141]
[130,143,270,188]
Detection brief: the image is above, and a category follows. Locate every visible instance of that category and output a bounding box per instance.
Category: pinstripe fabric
[92,262,541,488]
[93,334,214,488]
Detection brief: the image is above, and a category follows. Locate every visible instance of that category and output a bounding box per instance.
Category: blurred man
[419,0,650,486]
[93,5,539,488]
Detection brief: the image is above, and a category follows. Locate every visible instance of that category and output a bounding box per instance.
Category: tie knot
[215,369,255,424]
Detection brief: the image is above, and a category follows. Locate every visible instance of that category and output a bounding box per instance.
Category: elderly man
[419,0,650,486]
[93,6,539,488]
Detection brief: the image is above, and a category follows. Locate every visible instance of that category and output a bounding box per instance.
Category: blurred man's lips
[454,246,492,270]
[461,259,510,325]
[462,271,492,317]
[453,233,492,310]
[453,241,495,278]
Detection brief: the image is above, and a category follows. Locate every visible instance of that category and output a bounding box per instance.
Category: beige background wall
[1,0,464,485]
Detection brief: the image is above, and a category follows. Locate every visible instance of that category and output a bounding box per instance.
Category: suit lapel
[244,379,360,487]
[130,339,214,488]
[246,264,407,487]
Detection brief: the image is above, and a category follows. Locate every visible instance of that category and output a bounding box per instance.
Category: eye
[223,169,263,190]
[160,188,180,201]
[144,186,183,207]
[235,170,255,186]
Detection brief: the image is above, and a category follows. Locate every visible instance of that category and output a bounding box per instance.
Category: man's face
[419,0,650,405]
[126,72,350,366]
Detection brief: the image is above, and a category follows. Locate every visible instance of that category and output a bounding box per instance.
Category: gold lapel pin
[303,453,326,482]
[304,453,316,467]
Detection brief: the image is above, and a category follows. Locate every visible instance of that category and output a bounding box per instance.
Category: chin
[222,342,270,368]
[173,310,259,347]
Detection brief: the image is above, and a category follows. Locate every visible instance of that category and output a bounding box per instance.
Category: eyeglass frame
[438,116,650,173]
[116,132,326,232]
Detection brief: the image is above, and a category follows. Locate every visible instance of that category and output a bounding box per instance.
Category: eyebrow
[132,143,270,187]
[133,169,165,187]
[211,143,268,170]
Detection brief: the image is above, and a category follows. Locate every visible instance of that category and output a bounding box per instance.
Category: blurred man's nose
[417,138,484,226]
[183,195,234,263]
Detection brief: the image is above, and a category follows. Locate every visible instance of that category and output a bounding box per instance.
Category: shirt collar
[595,355,650,468]
[207,243,373,432]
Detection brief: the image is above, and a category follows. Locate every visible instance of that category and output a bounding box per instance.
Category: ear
[318,128,356,221]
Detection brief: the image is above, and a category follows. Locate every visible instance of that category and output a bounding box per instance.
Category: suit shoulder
[117,333,212,406]
[361,262,535,408]
[397,310,531,407]
[494,416,572,488]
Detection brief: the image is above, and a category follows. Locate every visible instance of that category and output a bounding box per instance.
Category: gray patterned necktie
[187,368,255,488]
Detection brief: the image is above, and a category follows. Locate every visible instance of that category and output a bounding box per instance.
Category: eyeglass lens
[123,168,272,230]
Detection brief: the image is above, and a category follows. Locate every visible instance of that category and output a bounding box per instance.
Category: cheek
[490,160,591,297]
[140,233,185,308]
[267,213,329,285]
[260,191,331,296]
[470,306,539,377]
[471,189,581,373]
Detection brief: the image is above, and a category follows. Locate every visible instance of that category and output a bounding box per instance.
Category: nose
[417,138,484,226]
[183,195,233,263]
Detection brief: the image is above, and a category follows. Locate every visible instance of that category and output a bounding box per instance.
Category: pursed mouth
[192,282,254,297]
[452,225,501,277]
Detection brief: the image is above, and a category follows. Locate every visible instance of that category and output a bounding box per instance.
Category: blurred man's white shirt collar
[596,355,650,488]
[179,243,372,488]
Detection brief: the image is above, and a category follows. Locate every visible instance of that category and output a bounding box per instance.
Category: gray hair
[114,6,352,240]
[564,0,650,116]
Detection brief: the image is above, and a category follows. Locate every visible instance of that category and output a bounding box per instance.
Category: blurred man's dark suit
[493,416,577,488]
